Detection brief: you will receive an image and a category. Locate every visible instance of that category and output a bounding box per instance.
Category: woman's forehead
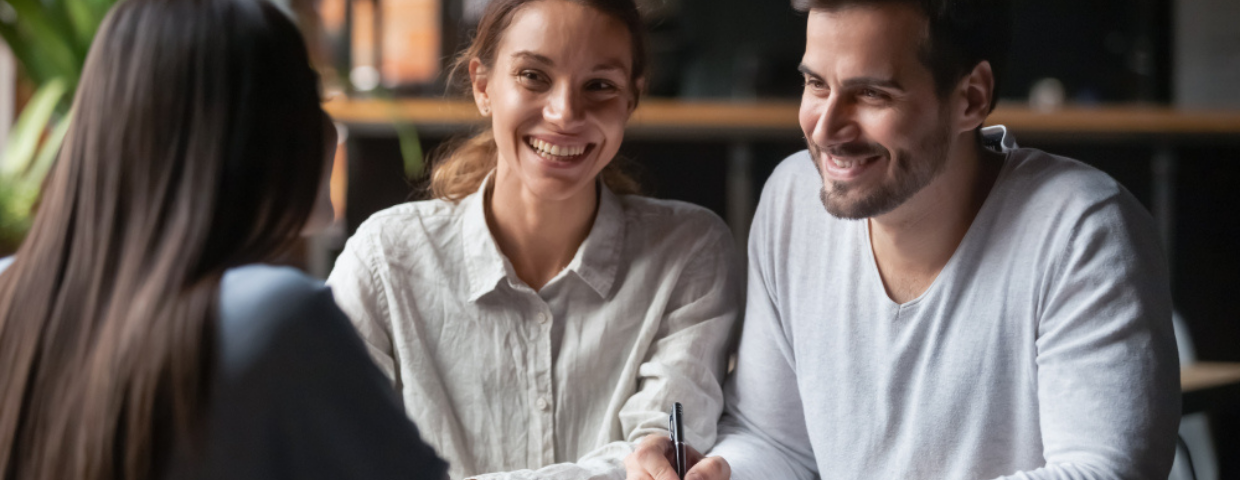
[496,0,634,73]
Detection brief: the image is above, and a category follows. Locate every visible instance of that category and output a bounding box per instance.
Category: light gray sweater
[710,134,1180,479]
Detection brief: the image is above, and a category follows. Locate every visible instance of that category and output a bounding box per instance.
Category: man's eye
[860,88,887,99]
[587,80,618,92]
[803,78,826,91]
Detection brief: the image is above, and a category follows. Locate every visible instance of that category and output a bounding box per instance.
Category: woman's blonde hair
[429,0,646,201]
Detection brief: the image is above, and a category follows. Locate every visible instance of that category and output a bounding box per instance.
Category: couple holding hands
[0,0,1178,479]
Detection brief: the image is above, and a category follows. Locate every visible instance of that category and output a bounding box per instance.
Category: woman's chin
[519,152,600,196]
[521,174,597,203]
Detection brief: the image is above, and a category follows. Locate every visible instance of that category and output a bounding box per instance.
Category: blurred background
[1,0,1238,477]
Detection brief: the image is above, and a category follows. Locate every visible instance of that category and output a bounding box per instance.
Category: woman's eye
[517,70,549,87]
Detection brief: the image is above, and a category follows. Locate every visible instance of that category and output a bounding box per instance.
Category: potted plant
[0,0,118,253]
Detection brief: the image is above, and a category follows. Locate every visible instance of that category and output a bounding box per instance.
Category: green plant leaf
[396,122,424,178]
[0,21,60,85]
[80,0,117,31]
[0,0,112,249]
[41,0,83,46]
[1,79,68,177]
[63,0,101,48]
[2,0,82,79]
[60,0,118,53]
[369,90,425,179]
[26,111,71,188]
[0,177,36,252]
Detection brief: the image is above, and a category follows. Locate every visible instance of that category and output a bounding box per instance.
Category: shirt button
[536,397,550,411]
[537,313,550,324]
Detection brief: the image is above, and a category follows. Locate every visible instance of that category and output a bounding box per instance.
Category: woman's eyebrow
[511,51,554,65]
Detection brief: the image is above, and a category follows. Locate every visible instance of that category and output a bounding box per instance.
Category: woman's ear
[469,58,491,116]
[957,60,995,134]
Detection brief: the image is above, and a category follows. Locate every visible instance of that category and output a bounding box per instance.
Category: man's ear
[957,60,995,134]
[469,58,491,116]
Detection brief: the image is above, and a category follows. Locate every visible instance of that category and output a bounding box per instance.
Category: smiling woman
[430,0,645,202]
[326,0,742,479]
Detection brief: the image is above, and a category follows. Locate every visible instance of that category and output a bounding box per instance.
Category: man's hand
[624,434,731,480]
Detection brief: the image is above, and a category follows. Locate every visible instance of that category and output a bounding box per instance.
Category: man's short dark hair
[793,0,1012,112]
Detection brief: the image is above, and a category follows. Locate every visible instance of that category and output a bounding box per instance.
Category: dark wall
[1003,0,1172,102]
[660,0,1173,103]
[1174,147,1240,480]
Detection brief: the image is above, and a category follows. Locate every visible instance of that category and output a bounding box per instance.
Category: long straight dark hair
[0,0,325,478]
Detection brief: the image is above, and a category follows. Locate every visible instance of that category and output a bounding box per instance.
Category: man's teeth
[529,138,586,158]
[831,156,875,169]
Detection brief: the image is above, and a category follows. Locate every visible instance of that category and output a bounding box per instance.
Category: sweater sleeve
[994,193,1180,480]
[706,174,818,480]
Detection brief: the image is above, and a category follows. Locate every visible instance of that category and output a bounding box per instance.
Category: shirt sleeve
[706,194,817,480]
[993,192,1180,480]
[199,285,449,480]
[470,214,742,480]
[326,229,400,386]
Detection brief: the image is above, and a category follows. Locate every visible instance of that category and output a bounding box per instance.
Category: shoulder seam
[358,201,459,230]
[361,229,394,324]
[1040,188,1127,324]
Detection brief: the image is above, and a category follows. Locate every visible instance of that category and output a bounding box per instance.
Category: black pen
[668,402,687,479]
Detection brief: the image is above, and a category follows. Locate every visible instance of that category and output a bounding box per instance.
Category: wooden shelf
[1182,361,1240,393]
[325,97,483,129]
[325,97,1240,140]
[1182,361,1240,415]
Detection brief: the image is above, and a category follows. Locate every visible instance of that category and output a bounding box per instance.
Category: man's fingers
[685,456,731,480]
[625,435,681,480]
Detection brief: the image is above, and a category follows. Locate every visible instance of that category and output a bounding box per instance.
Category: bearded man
[625,1,1180,479]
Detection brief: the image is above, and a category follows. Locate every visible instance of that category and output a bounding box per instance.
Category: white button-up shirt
[327,178,740,480]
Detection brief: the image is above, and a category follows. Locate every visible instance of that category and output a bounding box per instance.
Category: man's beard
[808,114,952,220]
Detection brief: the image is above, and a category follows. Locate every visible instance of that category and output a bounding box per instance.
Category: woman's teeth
[528,138,586,158]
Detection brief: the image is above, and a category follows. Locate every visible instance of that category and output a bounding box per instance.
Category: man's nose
[810,95,859,149]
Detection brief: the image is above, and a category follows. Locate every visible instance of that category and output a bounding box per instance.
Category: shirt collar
[981,125,1019,152]
[461,174,626,302]
[565,181,625,299]
[462,173,511,302]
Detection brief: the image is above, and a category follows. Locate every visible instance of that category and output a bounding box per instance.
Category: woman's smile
[473,0,635,202]
[524,135,596,167]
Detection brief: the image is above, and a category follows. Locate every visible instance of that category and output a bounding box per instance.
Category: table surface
[1182,362,1240,393]
[325,97,1240,138]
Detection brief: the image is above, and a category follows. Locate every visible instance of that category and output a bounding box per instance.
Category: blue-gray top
[0,258,447,479]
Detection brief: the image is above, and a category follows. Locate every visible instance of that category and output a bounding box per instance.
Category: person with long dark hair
[0,0,446,478]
